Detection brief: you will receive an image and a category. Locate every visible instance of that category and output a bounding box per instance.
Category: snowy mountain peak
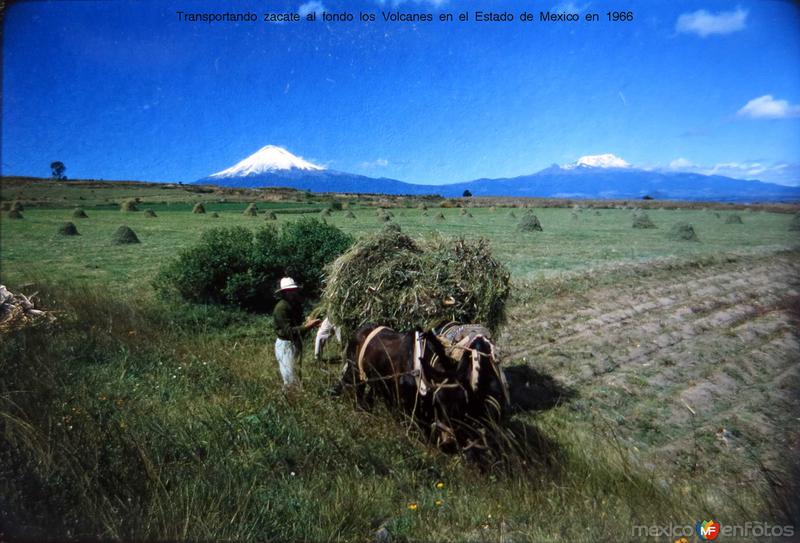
[210,145,324,178]
[563,153,631,170]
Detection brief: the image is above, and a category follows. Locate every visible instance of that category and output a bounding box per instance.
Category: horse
[342,324,473,448]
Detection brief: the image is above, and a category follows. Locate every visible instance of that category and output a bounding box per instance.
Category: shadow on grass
[503,363,576,413]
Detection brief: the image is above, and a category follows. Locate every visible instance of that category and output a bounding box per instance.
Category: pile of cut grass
[57,222,80,236]
[517,212,543,232]
[265,211,278,221]
[120,199,139,212]
[72,208,89,219]
[243,203,258,217]
[322,230,511,339]
[7,209,24,219]
[632,213,656,229]
[144,209,158,218]
[193,203,206,214]
[725,214,743,224]
[669,222,699,242]
[112,225,140,244]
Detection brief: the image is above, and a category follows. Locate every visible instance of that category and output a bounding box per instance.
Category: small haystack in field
[193,203,206,214]
[10,201,24,212]
[418,203,428,211]
[517,212,543,232]
[72,208,88,219]
[725,214,743,224]
[7,210,23,220]
[345,210,356,219]
[320,208,332,217]
[594,210,601,216]
[265,211,277,220]
[322,230,511,339]
[570,212,579,221]
[435,212,446,221]
[460,207,468,216]
[58,222,80,236]
[383,221,402,234]
[669,222,699,242]
[509,210,517,218]
[243,203,258,217]
[632,213,656,229]
[211,212,220,218]
[378,213,391,223]
[120,199,139,212]
[112,225,140,244]
[144,209,158,218]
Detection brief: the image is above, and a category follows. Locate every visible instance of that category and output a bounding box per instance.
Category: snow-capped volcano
[563,153,631,169]
[209,145,324,178]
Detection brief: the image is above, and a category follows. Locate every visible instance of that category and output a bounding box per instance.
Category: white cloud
[298,1,325,17]
[359,158,389,169]
[676,8,747,37]
[736,94,800,119]
[665,158,799,186]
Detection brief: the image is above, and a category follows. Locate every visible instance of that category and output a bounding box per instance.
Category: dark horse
[342,323,509,450]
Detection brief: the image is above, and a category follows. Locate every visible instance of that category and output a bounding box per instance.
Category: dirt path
[502,252,800,494]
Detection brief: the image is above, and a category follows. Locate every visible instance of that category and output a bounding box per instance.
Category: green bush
[155,218,353,310]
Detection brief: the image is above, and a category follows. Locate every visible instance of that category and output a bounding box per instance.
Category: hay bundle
[320,208,332,217]
[418,203,428,211]
[460,207,468,216]
[594,210,601,216]
[466,212,474,218]
[0,285,53,332]
[120,199,139,212]
[789,213,800,231]
[193,203,206,214]
[144,209,158,218]
[58,222,80,236]
[714,212,721,219]
[7,210,23,219]
[265,211,277,220]
[112,225,140,244]
[725,214,743,224]
[72,208,88,219]
[383,222,402,234]
[322,231,511,339]
[345,211,356,219]
[517,212,542,232]
[669,222,699,242]
[378,213,391,223]
[489,206,497,212]
[509,210,516,218]
[570,212,579,221]
[435,212,446,221]
[632,213,656,229]
[243,203,258,217]
[10,201,24,212]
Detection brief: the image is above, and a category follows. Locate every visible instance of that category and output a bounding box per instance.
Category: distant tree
[462,189,472,197]
[50,161,66,180]
[642,195,654,200]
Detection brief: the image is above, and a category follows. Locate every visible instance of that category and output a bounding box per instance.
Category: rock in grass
[243,203,258,217]
[193,202,206,214]
[72,208,88,219]
[265,211,277,220]
[112,225,140,244]
[322,230,511,339]
[725,214,743,224]
[517,212,543,232]
[7,209,23,219]
[669,222,699,242]
[632,213,656,229]
[144,209,158,218]
[120,199,139,212]
[58,222,80,236]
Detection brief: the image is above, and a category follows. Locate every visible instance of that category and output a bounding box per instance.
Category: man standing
[273,277,321,388]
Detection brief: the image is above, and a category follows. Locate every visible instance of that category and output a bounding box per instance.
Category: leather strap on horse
[357,326,391,382]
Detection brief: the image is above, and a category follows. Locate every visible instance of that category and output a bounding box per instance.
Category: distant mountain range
[194,146,800,202]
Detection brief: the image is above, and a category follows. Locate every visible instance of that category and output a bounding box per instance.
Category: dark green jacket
[273,299,304,343]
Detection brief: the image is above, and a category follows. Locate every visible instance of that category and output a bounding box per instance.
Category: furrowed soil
[504,250,800,517]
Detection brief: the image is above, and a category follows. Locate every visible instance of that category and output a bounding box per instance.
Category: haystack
[58,222,80,236]
[383,221,402,233]
[378,213,391,222]
[789,213,800,232]
[669,222,699,242]
[243,203,258,216]
[460,207,468,216]
[144,209,158,218]
[322,231,511,339]
[345,211,356,219]
[594,210,601,216]
[10,201,23,212]
[120,199,139,212]
[570,212,579,221]
[211,212,220,218]
[725,214,743,224]
[435,212,446,221]
[72,208,88,219]
[265,211,277,220]
[632,213,656,229]
[517,212,543,232]
[320,208,332,217]
[7,210,23,219]
[418,203,428,211]
[112,226,140,244]
[193,203,206,214]
[509,210,517,218]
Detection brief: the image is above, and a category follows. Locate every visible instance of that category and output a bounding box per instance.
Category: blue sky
[2,0,799,185]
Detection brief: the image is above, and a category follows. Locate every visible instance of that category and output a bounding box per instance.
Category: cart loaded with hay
[321,230,512,451]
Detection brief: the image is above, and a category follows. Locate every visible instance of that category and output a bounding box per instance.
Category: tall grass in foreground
[0,281,776,541]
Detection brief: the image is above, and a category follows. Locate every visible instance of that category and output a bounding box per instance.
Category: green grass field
[1,182,799,541]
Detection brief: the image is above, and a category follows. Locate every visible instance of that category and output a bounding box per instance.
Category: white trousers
[275,338,301,385]
[314,317,341,359]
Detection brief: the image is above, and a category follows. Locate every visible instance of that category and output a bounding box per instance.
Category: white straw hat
[276,277,300,293]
